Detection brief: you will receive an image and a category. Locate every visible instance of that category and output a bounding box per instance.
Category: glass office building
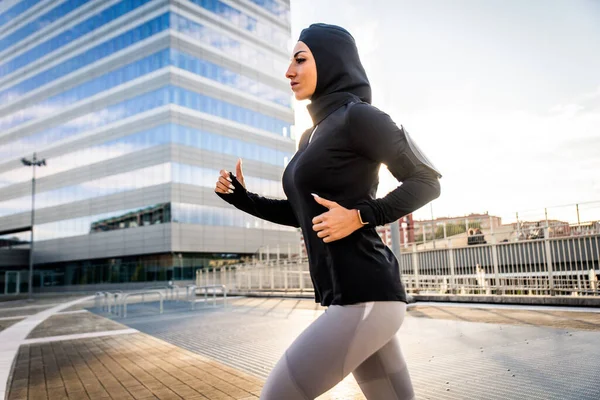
[0,0,297,292]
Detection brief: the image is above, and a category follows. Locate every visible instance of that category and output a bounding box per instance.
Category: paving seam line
[0,296,94,400]
[22,329,139,345]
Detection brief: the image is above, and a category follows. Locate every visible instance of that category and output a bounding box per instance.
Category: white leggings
[260,301,414,400]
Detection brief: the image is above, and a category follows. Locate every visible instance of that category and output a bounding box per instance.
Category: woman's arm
[215,172,300,228]
[347,103,442,227]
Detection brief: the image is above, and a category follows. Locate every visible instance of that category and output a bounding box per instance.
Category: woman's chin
[294,92,309,101]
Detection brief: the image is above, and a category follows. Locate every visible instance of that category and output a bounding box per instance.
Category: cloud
[549,103,585,118]
[375,98,600,223]
[549,84,600,117]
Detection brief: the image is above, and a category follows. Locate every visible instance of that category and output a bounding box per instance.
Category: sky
[288,0,600,224]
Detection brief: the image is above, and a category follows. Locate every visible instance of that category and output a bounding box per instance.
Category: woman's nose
[285,65,295,79]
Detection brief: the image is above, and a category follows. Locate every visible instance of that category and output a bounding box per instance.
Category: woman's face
[286,41,317,101]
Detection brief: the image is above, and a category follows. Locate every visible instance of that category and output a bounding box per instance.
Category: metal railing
[188,284,228,310]
[95,291,123,313]
[94,284,228,317]
[197,232,600,297]
[143,284,180,301]
[120,290,164,318]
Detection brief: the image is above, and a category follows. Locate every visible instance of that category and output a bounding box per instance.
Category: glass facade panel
[170,13,287,76]
[170,49,290,107]
[0,50,170,131]
[247,0,290,23]
[0,124,292,189]
[172,203,295,231]
[0,231,30,248]
[0,13,171,104]
[1,13,288,105]
[1,1,92,53]
[186,0,288,48]
[0,162,283,217]
[30,201,294,242]
[0,0,293,284]
[0,48,291,132]
[0,163,171,217]
[33,253,241,287]
[0,0,45,28]
[0,85,291,162]
[34,202,172,241]
[0,0,152,77]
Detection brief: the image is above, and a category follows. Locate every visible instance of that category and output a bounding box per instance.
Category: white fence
[198,232,600,297]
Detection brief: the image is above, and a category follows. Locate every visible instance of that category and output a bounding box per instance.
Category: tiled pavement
[26,312,130,339]
[121,298,600,400]
[3,297,366,400]
[0,318,24,333]
[4,295,600,400]
[7,333,266,400]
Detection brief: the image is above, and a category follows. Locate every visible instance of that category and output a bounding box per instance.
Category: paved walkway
[8,332,264,400]
[3,295,600,399]
[0,296,94,400]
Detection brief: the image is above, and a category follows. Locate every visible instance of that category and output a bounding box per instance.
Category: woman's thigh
[260,301,406,400]
[352,334,415,400]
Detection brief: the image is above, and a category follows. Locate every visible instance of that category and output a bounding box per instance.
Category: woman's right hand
[215,158,246,194]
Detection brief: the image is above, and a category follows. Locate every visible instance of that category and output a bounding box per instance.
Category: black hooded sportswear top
[216,24,441,306]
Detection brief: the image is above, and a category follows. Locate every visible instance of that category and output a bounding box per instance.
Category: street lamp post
[21,153,46,300]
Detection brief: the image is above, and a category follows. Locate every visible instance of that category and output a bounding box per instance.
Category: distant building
[414,213,502,240]
[0,0,295,293]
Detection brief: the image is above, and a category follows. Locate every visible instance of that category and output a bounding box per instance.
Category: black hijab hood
[298,23,372,125]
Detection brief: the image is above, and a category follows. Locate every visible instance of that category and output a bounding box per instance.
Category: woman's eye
[296,58,306,64]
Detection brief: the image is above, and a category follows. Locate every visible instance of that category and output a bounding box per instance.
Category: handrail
[95,291,122,313]
[121,290,164,318]
[185,284,197,309]
[143,285,179,301]
[191,284,228,310]
[94,291,106,310]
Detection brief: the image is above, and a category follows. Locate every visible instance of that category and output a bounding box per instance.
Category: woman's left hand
[312,194,364,243]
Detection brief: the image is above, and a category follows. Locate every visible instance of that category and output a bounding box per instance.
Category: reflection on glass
[0,0,91,52]
[90,203,171,232]
[172,163,284,198]
[0,13,170,104]
[0,85,291,162]
[35,253,243,286]
[33,201,294,242]
[247,0,290,23]
[0,48,291,132]
[170,49,290,107]
[0,124,293,189]
[0,0,152,78]
[172,203,296,231]
[1,12,289,106]
[0,162,283,218]
[0,0,42,29]
[0,50,170,131]
[187,0,288,48]
[0,231,30,248]
[171,13,287,76]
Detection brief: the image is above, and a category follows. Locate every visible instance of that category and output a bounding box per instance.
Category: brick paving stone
[128,385,155,399]
[149,387,183,399]
[13,298,600,399]
[0,307,54,319]
[0,317,25,332]
[8,331,282,399]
